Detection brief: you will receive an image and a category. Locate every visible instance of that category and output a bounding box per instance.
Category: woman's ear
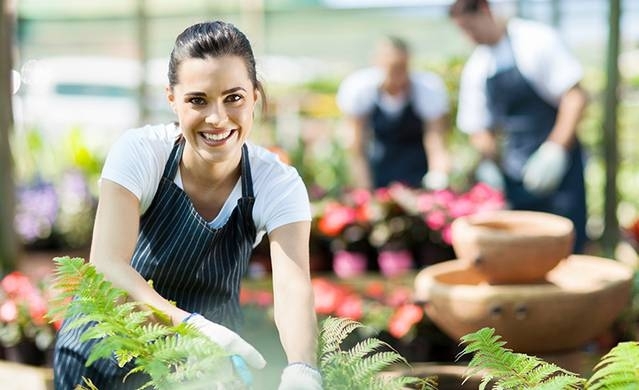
[165,85,177,113]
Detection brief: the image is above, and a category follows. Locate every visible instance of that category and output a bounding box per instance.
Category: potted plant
[0,270,59,366]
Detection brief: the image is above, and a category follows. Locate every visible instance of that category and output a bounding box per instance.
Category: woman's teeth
[202,130,232,141]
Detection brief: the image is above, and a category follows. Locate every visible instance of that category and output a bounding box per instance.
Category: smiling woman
[52,20,322,390]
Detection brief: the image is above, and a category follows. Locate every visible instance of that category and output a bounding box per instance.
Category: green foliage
[318,316,437,390]
[586,342,639,390]
[458,327,585,390]
[459,327,639,390]
[48,256,242,390]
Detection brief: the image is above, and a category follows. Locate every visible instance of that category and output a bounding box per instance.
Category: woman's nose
[205,102,228,124]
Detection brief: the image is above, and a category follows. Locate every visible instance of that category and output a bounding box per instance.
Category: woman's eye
[188,97,206,105]
[224,94,243,104]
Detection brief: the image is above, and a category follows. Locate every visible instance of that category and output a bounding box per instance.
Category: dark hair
[168,20,267,112]
[449,0,489,17]
[380,35,410,55]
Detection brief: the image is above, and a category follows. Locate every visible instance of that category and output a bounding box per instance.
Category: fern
[587,341,639,389]
[318,316,437,390]
[458,327,585,390]
[47,256,242,390]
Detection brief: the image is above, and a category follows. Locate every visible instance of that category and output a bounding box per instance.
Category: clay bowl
[451,210,575,284]
[414,255,633,354]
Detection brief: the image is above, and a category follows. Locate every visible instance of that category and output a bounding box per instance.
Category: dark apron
[53,137,256,389]
[486,63,587,253]
[367,93,428,189]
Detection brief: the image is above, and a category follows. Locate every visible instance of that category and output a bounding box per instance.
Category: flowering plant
[311,183,505,275]
[14,169,97,250]
[311,276,424,341]
[0,271,61,351]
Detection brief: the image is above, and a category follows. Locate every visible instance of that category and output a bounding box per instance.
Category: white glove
[184,313,266,369]
[475,159,505,191]
[522,141,569,196]
[278,363,323,390]
[422,170,449,191]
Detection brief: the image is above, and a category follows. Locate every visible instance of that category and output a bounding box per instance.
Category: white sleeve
[100,127,171,213]
[336,68,379,117]
[456,51,492,134]
[512,19,583,105]
[250,147,312,235]
[411,72,450,120]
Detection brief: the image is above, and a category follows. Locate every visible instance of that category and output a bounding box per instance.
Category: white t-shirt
[100,123,311,245]
[456,18,584,134]
[336,67,449,120]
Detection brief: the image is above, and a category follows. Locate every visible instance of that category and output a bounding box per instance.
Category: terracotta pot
[381,363,489,390]
[451,210,574,284]
[414,255,633,354]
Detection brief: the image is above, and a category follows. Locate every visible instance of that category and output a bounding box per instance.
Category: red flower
[312,278,348,315]
[388,304,424,339]
[335,294,363,321]
[317,202,357,237]
[363,281,385,300]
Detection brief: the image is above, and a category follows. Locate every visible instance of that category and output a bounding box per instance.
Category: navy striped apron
[53,137,256,389]
[486,63,587,253]
[367,93,428,189]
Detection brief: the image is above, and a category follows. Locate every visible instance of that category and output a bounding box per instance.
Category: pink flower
[1,271,35,298]
[0,300,18,322]
[425,209,448,230]
[332,250,367,279]
[377,249,413,278]
[388,304,424,339]
[385,287,412,307]
[441,224,453,245]
[448,196,476,218]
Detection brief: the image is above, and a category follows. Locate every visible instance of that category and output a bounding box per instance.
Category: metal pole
[0,0,18,274]
[550,0,561,29]
[601,0,621,256]
[136,0,149,125]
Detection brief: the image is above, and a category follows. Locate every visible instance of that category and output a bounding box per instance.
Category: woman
[53,20,322,389]
[336,35,451,190]
[450,0,589,252]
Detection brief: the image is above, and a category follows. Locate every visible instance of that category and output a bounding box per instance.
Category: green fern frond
[587,341,639,389]
[319,316,362,354]
[47,257,238,389]
[319,317,436,390]
[458,327,585,389]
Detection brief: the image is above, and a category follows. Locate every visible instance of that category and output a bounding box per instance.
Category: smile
[201,130,235,143]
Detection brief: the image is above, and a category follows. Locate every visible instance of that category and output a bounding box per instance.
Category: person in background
[450,0,589,252]
[336,35,451,191]
[53,20,321,390]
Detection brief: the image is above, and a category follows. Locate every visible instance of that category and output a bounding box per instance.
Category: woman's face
[166,55,259,165]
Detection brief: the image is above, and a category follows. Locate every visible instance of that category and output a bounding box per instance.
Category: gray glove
[475,159,505,191]
[184,313,266,369]
[422,170,449,191]
[278,363,323,390]
[522,141,568,196]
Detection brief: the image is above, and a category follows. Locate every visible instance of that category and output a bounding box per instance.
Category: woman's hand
[278,363,323,390]
[183,313,266,369]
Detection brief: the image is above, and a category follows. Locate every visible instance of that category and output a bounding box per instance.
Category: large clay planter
[414,255,633,354]
[381,363,489,390]
[451,210,574,284]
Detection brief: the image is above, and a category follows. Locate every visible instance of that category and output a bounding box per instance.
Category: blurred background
[3,0,639,263]
[2,0,639,385]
